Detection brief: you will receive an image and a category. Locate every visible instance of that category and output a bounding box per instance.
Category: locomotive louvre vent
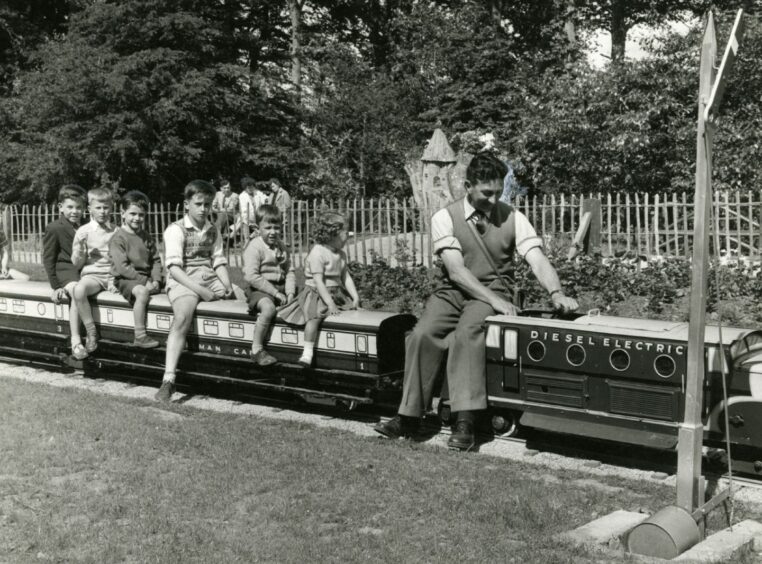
[654,354,676,378]
[527,340,546,362]
[610,349,631,371]
[566,344,586,366]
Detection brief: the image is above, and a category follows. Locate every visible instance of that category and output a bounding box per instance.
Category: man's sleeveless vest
[445,198,516,288]
[172,219,219,268]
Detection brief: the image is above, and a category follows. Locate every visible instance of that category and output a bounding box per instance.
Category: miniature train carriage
[0,280,416,409]
[483,313,762,474]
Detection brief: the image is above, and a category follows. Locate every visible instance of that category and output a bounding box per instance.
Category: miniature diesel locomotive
[481,313,762,474]
[2,279,762,474]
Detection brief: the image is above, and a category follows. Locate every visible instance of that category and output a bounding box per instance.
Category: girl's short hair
[121,190,150,212]
[88,187,113,204]
[255,204,282,227]
[313,211,346,244]
[58,184,86,205]
[184,179,216,200]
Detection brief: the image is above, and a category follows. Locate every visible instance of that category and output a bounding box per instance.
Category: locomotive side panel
[485,316,698,448]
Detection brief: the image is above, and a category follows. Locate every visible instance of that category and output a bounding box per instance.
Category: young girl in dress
[279,211,360,366]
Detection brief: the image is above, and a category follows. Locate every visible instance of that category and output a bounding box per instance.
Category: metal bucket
[626,506,701,559]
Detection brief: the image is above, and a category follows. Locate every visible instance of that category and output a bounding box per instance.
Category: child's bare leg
[8,269,30,281]
[300,318,321,365]
[65,282,81,347]
[163,295,199,380]
[74,278,103,351]
[252,298,276,353]
[132,285,158,348]
[251,298,278,366]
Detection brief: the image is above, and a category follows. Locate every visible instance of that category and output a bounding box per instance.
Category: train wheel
[438,401,453,425]
[491,411,520,437]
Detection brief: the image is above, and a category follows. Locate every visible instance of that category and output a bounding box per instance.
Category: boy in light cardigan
[242,204,295,366]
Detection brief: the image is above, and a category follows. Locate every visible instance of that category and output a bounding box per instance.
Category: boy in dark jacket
[42,185,87,359]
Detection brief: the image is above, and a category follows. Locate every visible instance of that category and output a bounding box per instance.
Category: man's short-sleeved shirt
[430,198,542,258]
[239,190,269,226]
[213,191,239,213]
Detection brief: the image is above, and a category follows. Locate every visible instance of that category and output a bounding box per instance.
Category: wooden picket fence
[4,191,762,270]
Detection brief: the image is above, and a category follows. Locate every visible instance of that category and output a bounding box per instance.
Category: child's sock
[134,325,147,340]
[299,341,315,364]
[251,343,263,355]
[70,336,81,347]
[162,371,176,384]
[84,321,97,338]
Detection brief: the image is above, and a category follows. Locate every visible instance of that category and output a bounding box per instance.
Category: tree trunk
[289,0,303,93]
[563,0,576,47]
[610,0,627,63]
[489,0,503,31]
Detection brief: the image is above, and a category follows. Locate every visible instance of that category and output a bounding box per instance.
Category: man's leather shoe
[374,415,420,439]
[448,419,475,451]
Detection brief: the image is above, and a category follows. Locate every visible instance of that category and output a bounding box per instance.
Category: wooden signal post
[678,7,745,517]
[628,9,746,558]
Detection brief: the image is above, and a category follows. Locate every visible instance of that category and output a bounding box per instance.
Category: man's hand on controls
[490,295,519,316]
[551,291,578,313]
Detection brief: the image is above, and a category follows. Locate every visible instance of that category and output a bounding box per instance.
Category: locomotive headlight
[503,329,518,360]
[486,325,501,349]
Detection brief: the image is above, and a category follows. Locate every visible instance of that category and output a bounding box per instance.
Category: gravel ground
[3,361,762,509]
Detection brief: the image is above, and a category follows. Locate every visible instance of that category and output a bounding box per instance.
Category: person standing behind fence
[212,178,239,236]
[71,188,118,359]
[43,185,87,359]
[266,178,292,238]
[235,176,268,241]
[109,190,162,349]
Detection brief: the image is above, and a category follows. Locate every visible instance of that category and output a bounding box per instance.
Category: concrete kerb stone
[558,509,649,551]
[560,512,762,563]
[674,519,762,562]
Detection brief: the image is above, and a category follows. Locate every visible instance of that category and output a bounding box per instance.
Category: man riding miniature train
[375,152,579,450]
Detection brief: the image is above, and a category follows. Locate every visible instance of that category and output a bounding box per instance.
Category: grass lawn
[2,378,761,563]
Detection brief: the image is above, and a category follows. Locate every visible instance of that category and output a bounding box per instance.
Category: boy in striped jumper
[155,180,234,402]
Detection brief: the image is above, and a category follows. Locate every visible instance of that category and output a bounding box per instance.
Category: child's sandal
[71,343,88,360]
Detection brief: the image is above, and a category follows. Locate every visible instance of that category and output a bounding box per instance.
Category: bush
[348,255,439,316]
[349,250,762,329]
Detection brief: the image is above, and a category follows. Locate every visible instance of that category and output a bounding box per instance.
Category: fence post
[567,198,602,259]
[2,206,12,262]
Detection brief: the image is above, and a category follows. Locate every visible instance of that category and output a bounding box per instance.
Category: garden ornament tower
[627,8,746,559]
[406,128,458,230]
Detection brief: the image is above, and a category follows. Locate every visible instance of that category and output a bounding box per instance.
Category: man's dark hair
[121,190,150,212]
[466,152,508,185]
[219,178,231,189]
[241,176,255,189]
